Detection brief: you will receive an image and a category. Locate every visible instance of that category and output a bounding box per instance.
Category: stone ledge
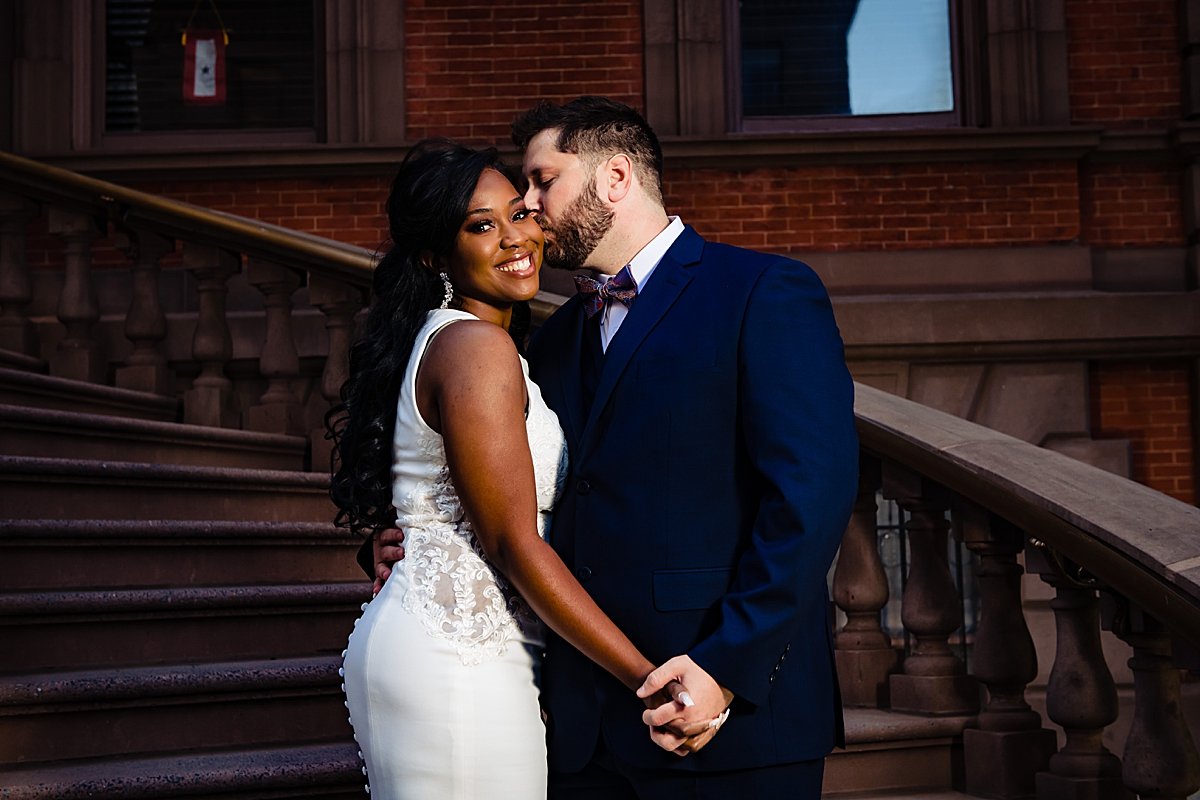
[0,742,362,800]
[0,654,342,707]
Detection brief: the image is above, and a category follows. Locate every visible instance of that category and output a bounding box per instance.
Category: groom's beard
[539,183,614,270]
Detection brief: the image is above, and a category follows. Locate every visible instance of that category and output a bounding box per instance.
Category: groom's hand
[371,527,406,595]
[637,655,734,752]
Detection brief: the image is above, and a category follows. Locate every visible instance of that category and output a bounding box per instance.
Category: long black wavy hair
[326,139,531,537]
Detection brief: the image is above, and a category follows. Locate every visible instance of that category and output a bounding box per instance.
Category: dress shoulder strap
[397,309,478,435]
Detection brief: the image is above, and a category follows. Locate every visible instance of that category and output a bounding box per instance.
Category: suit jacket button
[576,479,591,495]
[577,566,593,581]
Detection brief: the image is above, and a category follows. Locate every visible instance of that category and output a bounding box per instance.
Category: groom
[369,97,857,798]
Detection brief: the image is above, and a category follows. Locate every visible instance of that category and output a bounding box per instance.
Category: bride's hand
[639,678,691,710]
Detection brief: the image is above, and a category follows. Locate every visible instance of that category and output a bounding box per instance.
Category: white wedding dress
[342,309,569,799]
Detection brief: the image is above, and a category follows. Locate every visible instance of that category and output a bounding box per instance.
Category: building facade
[4,0,1197,504]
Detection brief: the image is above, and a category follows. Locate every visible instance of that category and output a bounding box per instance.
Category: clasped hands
[371,534,733,756]
[639,655,735,756]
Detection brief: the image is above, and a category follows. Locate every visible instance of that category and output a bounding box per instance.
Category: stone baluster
[960,509,1056,798]
[181,243,239,428]
[1026,545,1132,800]
[114,229,174,395]
[47,208,105,383]
[309,273,363,471]
[1105,602,1200,800]
[833,456,899,707]
[245,258,305,435]
[883,467,978,715]
[0,193,40,361]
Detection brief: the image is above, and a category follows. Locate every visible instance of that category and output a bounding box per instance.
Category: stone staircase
[0,369,369,799]
[0,369,975,798]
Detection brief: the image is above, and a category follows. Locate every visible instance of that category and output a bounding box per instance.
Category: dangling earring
[439,272,454,309]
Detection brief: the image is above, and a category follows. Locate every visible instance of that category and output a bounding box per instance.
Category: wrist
[625,659,655,692]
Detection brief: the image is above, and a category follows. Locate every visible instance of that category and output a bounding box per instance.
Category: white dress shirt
[597,216,685,352]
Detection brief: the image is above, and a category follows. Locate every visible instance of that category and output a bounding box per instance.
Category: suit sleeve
[355,537,373,580]
[688,258,858,708]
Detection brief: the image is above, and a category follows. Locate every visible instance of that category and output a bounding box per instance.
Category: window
[735,0,958,130]
[104,0,317,134]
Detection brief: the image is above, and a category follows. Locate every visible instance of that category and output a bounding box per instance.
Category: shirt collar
[624,216,684,290]
[596,216,685,288]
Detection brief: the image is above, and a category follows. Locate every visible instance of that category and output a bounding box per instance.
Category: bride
[327,140,679,798]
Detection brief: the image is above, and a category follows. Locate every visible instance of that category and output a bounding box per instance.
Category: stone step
[0,366,179,422]
[823,708,973,796]
[0,519,364,590]
[0,348,45,373]
[0,583,369,672]
[0,456,334,522]
[830,791,973,799]
[0,741,363,799]
[0,404,308,471]
[0,656,353,765]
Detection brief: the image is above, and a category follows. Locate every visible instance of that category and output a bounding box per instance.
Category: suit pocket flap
[652,568,731,612]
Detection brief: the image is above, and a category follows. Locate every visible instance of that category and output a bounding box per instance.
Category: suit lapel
[580,228,703,449]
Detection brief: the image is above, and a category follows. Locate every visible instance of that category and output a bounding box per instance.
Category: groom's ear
[602,153,634,203]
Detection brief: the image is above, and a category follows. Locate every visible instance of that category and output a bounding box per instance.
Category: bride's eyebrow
[466,198,523,216]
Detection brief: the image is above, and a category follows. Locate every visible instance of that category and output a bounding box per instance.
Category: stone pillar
[245,258,305,435]
[1027,545,1132,800]
[0,193,39,358]
[1107,603,1200,800]
[884,468,979,715]
[114,229,174,395]
[181,244,239,428]
[961,510,1057,798]
[309,273,363,472]
[833,456,899,708]
[47,208,104,383]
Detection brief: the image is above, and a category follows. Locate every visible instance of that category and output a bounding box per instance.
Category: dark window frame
[643,0,1068,138]
[95,0,324,149]
[726,0,965,133]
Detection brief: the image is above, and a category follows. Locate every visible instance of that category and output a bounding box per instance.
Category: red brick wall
[1092,361,1196,504]
[1066,0,1181,128]
[663,161,1080,252]
[404,0,643,144]
[1081,163,1184,247]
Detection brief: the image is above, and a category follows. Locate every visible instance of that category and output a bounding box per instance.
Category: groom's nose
[523,185,543,214]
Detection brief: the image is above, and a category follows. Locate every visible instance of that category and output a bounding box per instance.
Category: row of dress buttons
[343,604,371,795]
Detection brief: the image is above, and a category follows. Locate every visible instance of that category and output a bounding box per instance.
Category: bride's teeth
[498,256,530,272]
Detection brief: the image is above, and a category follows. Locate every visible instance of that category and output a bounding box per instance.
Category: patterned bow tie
[574,265,638,319]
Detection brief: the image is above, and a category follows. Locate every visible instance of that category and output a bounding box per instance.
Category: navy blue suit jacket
[527,226,858,773]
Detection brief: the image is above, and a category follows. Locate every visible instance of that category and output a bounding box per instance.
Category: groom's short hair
[512,96,664,204]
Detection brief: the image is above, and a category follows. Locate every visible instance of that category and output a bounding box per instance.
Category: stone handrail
[838,382,1200,799]
[0,150,374,280]
[855,382,1200,640]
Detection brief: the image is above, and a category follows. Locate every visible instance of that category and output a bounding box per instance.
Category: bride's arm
[419,320,653,691]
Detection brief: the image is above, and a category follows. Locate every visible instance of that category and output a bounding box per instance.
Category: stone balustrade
[3,150,1198,800]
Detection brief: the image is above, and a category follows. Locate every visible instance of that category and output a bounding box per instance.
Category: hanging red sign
[182,28,227,105]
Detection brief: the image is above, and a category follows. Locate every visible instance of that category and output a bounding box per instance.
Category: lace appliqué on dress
[397,430,544,666]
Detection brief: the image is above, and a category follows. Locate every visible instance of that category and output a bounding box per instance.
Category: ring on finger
[707,708,731,730]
